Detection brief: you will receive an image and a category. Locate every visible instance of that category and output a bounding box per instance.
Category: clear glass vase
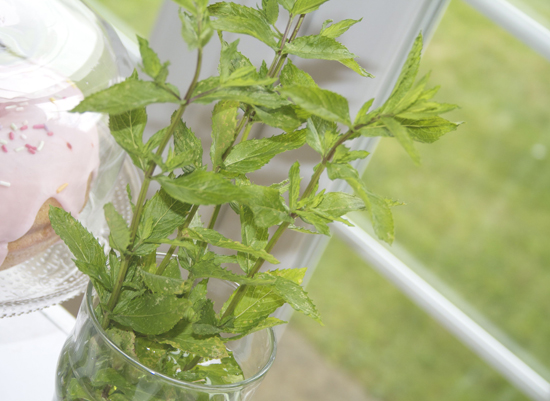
[54,281,277,401]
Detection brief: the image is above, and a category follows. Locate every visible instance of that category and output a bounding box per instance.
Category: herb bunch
[51,0,459,393]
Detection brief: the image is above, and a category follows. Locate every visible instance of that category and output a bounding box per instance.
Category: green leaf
[156,170,246,205]
[295,210,331,235]
[136,190,190,254]
[111,293,191,335]
[332,144,370,164]
[320,18,361,38]
[289,161,301,211]
[311,192,366,225]
[357,116,460,144]
[187,259,276,286]
[173,119,203,167]
[280,59,317,87]
[194,85,288,108]
[223,130,306,174]
[219,39,254,80]
[354,98,374,125]
[209,3,277,48]
[140,268,188,295]
[221,268,306,331]
[305,116,339,155]
[279,85,351,126]
[284,35,355,60]
[185,227,279,264]
[105,326,138,359]
[397,100,458,120]
[381,116,420,165]
[277,0,295,11]
[327,163,395,244]
[72,80,180,114]
[179,11,200,50]
[339,58,374,78]
[109,108,149,170]
[223,317,286,341]
[291,0,329,14]
[383,33,423,113]
[239,184,292,227]
[267,272,322,323]
[137,36,169,82]
[253,105,304,131]
[49,207,108,286]
[211,101,239,168]
[159,321,228,359]
[104,203,130,253]
[237,205,268,274]
[172,0,199,15]
[262,0,279,24]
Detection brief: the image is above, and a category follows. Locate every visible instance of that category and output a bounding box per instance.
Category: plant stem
[102,45,204,329]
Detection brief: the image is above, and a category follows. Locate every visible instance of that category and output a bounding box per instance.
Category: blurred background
[76,0,550,400]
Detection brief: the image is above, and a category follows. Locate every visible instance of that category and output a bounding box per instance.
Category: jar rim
[84,277,277,391]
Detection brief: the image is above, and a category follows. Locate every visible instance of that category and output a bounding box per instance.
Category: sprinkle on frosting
[37,141,45,151]
[5,105,16,110]
[66,142,72,150]
[14,146,24,152]
[49,97,56,103]
[10,123,17,131]
[47,132,54,136]
[20,125,28,131]
[9,132,14,140]
[33,124,45,129]
[0,139,7,145]
[21,134,27,140]
[0,181,11,187]
[56,183,69,193]
[2,145,7,153]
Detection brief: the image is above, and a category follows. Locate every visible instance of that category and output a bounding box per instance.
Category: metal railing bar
[462,0,550,62]
[334,221,550,401]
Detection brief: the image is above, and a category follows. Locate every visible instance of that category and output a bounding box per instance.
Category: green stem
[102,45,204,329]
[268,14,294,77]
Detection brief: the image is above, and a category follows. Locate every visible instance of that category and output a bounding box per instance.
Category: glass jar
[55,281,277,401]
[0,0,134,316]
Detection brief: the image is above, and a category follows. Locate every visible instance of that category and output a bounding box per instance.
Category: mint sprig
[50,0,460,394]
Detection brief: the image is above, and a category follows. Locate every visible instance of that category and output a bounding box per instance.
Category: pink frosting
[0,81,100,266]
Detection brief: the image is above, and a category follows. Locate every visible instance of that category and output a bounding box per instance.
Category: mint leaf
[262,0,279,24]
[223,317,286,341]
[280,59,317,87]
[291,0,329,14]
[104,203,130,253]
[327,162,395,244]
[237,205,268,274]
[156,170,246,205]
[279,85,351,126]
[219,39,254,80]
[253,105,304,131]
[306,116,339,155]
[223,130,306,174]
[381,116,420,165]
[339,58,374,78]
[221,268,306,331]
[109,108,149,170]
[284,35,355,60]
[137,36,169,83]
[135,190,190,254]
[383,33,422,113]
[194,85,288,108]
[239,184,292,227]
[72,80,180,114]
[320,18,361,38]
[159,321,229,359]
[209,3,277,49]
[332,144,369,164]
[289,161,301,211]
[211,101,239,168]
[354,98,375,125]
[187,259,276,286]
[111,293,191,335]
[172,121,202,168]
[277,0,295,11]
[397,100,458,120]
[267,272,322,323]
[140,268,188,295]
[49,207,108,287]
[185,227,279,264]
